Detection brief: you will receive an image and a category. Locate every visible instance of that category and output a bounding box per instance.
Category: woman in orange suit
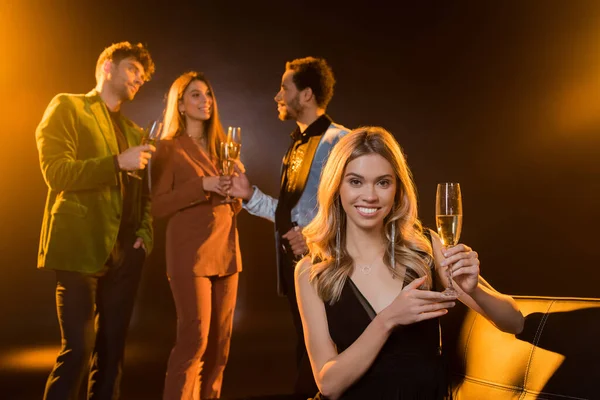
[151,71,242,400]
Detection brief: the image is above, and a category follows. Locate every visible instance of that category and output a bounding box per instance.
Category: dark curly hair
[95,41,155,82]
[286,57,335,109]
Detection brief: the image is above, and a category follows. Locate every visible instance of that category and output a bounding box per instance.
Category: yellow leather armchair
[449,296,600,399]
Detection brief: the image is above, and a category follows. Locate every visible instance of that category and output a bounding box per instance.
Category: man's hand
[229,163,254,201]
[117,144,155,171]
[133,237,146,253]
[282,226,308,257]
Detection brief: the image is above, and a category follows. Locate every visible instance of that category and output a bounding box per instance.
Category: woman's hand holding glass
[439,244,480,294]
[219,126,242,203]
[435,182,463,296]
[202,175,232,197]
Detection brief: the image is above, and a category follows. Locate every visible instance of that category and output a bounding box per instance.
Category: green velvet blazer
[35,89,153,274]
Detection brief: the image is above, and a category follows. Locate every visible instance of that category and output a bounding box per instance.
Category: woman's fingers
[411,288,457,302]
[442,249,478,267]
[402,276,427,291]
[449,254,479,271]
[443,243,470,256]
[451,263,479,277]
[388,284,458,326]
[418,301,456,313]
[416,308,450,322]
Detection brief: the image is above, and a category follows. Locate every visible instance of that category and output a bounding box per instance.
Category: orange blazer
[151,135,242,278]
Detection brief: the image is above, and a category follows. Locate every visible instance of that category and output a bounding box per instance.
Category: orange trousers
[163,273,238,400]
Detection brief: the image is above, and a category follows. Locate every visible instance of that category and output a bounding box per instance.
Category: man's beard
[111,80,135,102]
[279,95,302,121]
[121,84,136,101]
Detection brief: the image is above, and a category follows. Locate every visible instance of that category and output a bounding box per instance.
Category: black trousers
[280,248,319,398]
[43,243,145,400]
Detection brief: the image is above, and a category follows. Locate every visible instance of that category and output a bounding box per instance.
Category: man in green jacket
[36,41,156,400]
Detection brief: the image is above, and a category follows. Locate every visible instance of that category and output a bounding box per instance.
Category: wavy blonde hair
[161,71,225,160]
[303,126,434,304]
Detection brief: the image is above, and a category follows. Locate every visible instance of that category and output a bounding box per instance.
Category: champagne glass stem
[445,247,456,292]
[222,161,231,202]
[441,244,458,296]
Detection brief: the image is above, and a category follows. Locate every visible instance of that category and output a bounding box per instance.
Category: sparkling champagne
[221,127,241,203]
[227,142,241,159]
[436,215,463,246]
[222,159,235,175]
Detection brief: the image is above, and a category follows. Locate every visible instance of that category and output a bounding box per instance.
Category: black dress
[323,255,448,399]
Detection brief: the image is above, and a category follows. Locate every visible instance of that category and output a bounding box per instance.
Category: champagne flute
[435,182,463,297]
[223,126,242,202]
[227,126,242,160]
[127,120,163,180]
[219,141,235,202]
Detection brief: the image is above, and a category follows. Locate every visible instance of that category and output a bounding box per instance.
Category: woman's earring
[336,207,341,268]
[390,222,396,270]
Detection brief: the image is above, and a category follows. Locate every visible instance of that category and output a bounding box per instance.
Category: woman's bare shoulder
[295,256,313,282]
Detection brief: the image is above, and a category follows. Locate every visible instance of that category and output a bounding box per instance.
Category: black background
[0,1,598,399]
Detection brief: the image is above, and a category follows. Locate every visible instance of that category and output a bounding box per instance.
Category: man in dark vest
[231,56,349,398]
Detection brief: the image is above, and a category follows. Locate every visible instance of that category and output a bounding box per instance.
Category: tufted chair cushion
[450,296,600,400]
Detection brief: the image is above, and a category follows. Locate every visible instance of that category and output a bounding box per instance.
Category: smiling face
[178,79,213,122]
[106,57,145,101]
[339,153,397,232]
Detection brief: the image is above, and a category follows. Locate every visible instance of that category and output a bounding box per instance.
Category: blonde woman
[295,127,524,399]
[151,71,241,400]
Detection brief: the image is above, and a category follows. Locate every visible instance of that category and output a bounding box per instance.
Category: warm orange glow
[0,345,59,371]
[549,26,600,135]
[553,69,600,134]
[0,342,155,371]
